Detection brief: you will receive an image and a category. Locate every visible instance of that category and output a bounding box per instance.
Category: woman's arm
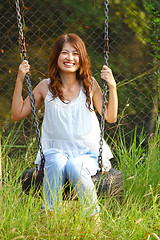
[92,65,118,123]
[11,60,47,121]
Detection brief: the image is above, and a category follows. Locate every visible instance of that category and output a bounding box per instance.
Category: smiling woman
[48,34,92,107]
[11,33,118,217]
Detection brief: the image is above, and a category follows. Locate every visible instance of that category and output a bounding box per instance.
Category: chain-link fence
[0,0,159,156]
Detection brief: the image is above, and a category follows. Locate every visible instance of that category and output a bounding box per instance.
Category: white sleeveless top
[35,79,113,171]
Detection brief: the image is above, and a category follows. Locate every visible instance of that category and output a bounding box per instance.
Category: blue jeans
[40,149,100,215]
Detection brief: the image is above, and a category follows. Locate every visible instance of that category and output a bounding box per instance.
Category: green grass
[0,122,160,239]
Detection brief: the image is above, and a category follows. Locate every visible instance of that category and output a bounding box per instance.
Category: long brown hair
[48,33,93,111]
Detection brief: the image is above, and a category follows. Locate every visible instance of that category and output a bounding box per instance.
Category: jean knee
[44,151,68,170]
[65,160,82,182]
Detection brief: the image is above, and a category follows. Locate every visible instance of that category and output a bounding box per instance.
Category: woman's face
[58,42,80,74]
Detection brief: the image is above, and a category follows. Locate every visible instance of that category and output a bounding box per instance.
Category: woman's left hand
[100,65,116,89]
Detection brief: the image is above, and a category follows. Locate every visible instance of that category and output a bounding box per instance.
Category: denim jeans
[40,149,100,215]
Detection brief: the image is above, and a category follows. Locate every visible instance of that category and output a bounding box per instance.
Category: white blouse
[35,79,113,171]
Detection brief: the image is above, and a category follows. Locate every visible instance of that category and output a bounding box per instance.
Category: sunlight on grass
[0,121,159,239]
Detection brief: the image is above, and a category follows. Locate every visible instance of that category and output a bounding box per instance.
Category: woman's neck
[60,72,79,89]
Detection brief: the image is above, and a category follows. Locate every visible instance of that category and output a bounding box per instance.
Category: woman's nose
[67,53,73,60]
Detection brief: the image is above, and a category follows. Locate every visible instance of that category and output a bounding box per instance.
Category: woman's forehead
[62,42,78,51]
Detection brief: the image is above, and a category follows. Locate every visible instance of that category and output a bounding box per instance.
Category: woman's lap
[42,149,99,177]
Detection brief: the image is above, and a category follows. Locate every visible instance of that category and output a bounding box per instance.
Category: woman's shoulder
[41,78,49,87]
[36,78,49,100]
[90,77,101,96]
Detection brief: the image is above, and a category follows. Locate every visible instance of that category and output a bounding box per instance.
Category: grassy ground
[0,122,160,240]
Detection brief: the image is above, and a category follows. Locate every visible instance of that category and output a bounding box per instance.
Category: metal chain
[15,0,45,172]
[98,0,109,172]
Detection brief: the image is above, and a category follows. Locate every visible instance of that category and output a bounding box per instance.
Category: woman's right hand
[17,60,31,82]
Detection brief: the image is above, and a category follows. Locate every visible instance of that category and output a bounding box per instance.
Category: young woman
[11,33,118,217]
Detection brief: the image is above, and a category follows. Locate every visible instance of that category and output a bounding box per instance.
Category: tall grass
[0,122,159,239]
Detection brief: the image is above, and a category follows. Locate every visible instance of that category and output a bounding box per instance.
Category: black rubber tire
[91,168,123,197]
[22,168,43,195]
[22,168,123,197]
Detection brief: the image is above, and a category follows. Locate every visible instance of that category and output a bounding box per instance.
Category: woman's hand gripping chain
[100,65,116,89]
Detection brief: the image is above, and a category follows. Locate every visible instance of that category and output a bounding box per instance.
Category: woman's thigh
[43,149,68,170]
[66,151,99,180]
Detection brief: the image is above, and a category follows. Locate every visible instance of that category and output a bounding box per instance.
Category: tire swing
[15,0,123,198]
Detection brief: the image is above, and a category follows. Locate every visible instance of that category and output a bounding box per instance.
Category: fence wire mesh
[0,0,159,158]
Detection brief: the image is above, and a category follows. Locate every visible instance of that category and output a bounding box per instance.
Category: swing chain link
[15,0,45,172]
[98,0,109,172]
